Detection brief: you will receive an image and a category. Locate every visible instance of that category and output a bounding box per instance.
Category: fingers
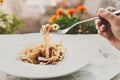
[106,7,120,17]
[97,25,108,38]
[95,19,109,38]
[99,24,107,32]
[97,8,117,23]
[95,19,107,32]
[98,30,109,38]
[106,7,116,12]
[97,7,116,16]
[95,19,101,29]
[97,24,111,39]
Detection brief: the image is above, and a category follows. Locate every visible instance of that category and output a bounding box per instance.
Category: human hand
[95,7,120,50]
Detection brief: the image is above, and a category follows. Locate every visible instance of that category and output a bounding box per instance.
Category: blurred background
[0,0,119,34]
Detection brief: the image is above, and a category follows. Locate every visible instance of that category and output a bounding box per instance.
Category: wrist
[110,40,120,50]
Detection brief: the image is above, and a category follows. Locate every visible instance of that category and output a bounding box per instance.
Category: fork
[55,10,120,34]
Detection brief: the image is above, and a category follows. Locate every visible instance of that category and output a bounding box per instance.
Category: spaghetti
[17,24,66,65]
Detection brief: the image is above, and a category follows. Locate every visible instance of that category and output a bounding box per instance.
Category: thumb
[97,8,117,24]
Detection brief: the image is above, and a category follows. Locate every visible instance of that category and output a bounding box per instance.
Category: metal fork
[55,10,120,34]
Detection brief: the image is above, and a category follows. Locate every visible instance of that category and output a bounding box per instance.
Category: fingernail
[99,8,106,14]
[98,8,109,17]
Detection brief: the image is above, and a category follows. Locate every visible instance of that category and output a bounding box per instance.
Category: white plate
[0,33,96,79]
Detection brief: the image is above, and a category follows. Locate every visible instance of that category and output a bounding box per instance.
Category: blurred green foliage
[67,21,97,34]
[54,15,80,30]
[52,14,97,34]
[0,10,24,34]
[48,6,98,34]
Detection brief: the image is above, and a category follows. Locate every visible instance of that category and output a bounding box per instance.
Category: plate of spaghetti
[0,24,95,78]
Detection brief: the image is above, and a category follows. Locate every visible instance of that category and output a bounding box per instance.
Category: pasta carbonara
[17,24,66,65]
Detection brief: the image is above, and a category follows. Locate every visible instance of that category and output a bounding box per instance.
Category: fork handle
[112,10,120,15]
[84,9,120,22]
[72,10,120,27]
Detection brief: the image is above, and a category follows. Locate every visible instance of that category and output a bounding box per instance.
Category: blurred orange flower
[66,8,76,15]
[0,0,4,4]
[77,6,86,12]
[56,8,65,15]
[49,15,59,23]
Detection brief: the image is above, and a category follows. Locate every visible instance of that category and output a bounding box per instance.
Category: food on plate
[17,24,66,65]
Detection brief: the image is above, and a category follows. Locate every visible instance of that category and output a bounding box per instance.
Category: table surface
[3,70,120,80]
[2,69,120,80]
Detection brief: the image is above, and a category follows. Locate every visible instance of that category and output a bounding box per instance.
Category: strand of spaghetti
[45,29,50,59]
[41,25,51,58]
